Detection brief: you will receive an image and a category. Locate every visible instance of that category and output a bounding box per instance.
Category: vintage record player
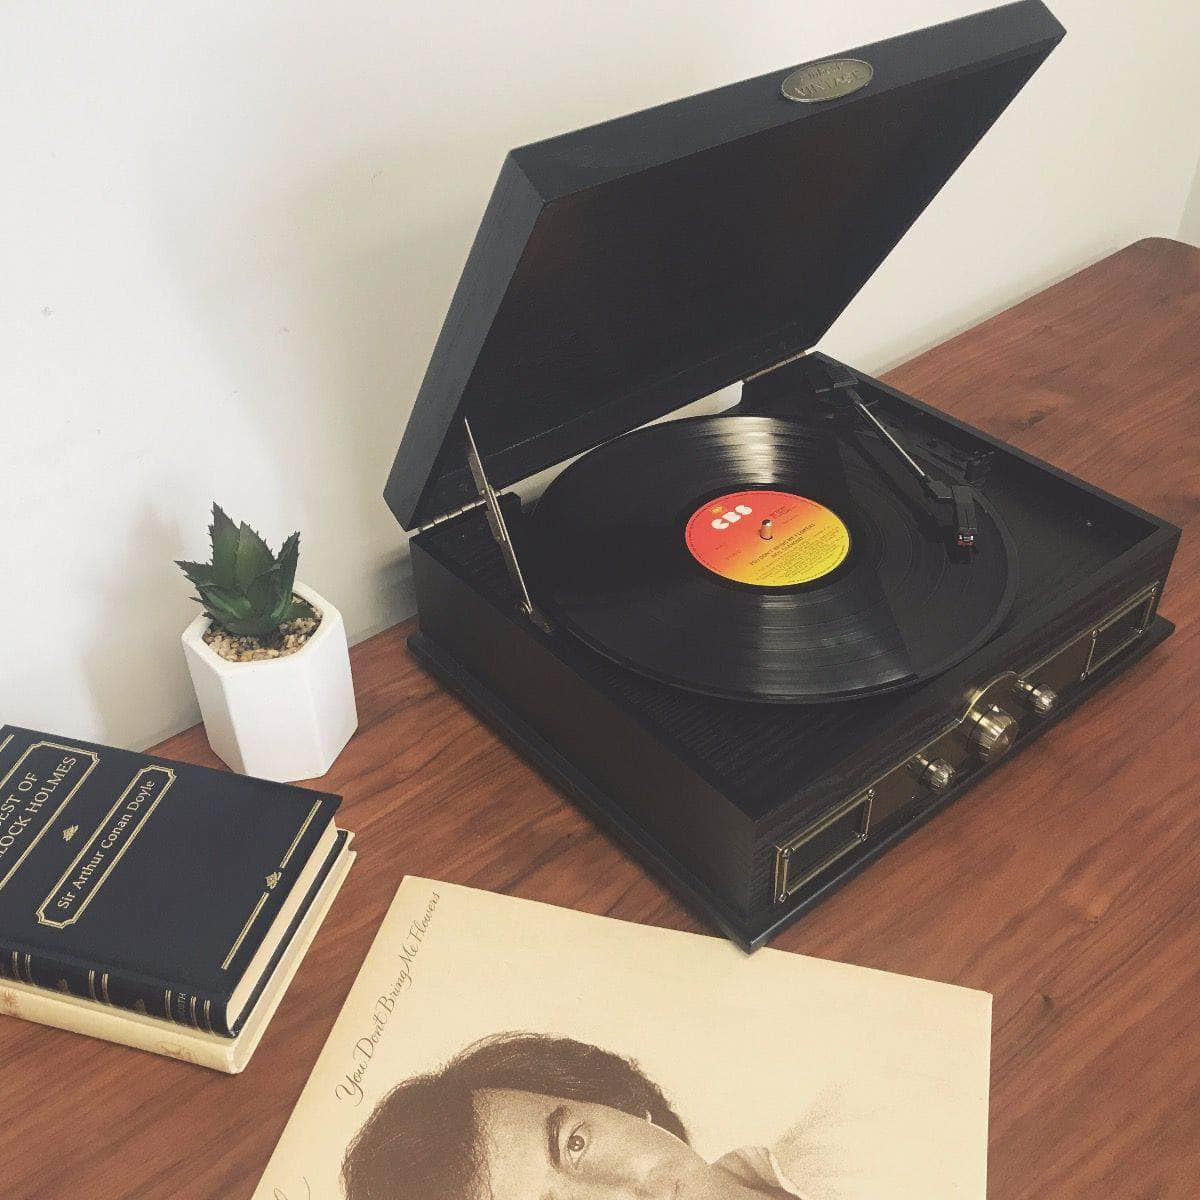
[384,1,1179,948]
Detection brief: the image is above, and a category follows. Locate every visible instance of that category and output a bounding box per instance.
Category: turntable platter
[525,414,1017,703]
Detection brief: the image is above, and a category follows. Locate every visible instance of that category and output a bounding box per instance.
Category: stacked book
[0,724,353,1072]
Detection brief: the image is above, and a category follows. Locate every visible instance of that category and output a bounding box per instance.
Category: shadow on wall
[1180,154,1200,245]
[81,505,200,747]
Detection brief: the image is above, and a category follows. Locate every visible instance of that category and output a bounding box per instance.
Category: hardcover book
[0,831,354,1072]
[254,879,993,1200]
[0,725,341,1036]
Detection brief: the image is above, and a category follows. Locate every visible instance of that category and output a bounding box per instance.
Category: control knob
[914,756,956,792]
[966,704,1017,761]
[1015,679,1059,715]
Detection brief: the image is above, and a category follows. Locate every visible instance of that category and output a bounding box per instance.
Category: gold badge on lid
[781,58,873,103]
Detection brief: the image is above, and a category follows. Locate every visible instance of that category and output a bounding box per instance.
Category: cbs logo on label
[710,503,753,530]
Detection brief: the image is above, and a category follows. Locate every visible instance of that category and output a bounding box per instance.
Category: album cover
[253,879,992,1200]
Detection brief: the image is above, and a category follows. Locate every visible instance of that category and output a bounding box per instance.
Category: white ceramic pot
[181,582,358,782]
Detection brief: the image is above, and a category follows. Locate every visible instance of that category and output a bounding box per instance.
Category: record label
[684,489,850,586]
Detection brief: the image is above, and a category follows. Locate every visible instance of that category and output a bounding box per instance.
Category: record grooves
[527,415,1017,703]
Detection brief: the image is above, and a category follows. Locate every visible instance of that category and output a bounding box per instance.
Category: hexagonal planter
[181,582,357,782]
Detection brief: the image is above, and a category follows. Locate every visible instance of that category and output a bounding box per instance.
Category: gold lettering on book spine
[35,765,175,929]
[8,951,33,984]
[0,742,100,891]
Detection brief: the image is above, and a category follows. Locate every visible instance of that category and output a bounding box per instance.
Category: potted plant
[177,505,358,782]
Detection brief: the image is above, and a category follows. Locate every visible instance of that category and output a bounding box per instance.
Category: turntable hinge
[744,348,810,383]
[411,498,488,535]
[462,417,553,633]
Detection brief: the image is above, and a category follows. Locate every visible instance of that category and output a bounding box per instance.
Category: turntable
[384,1,1179,948]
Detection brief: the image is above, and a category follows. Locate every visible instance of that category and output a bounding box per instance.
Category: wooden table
[3,239,1197,1199]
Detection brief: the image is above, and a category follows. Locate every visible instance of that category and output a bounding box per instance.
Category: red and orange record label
[684,489,850,586]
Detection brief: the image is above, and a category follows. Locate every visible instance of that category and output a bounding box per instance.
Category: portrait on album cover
[341,1029,852,1200]
[251,880,991,1200]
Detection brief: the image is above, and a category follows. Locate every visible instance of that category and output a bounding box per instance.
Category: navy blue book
[0,725,341,1036]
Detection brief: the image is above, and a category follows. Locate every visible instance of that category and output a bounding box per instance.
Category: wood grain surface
[1,238,1196,1199]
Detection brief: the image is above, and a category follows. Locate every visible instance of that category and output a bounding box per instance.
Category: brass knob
[1016,680,1058,715]
[915,756,955,792]
[967,706,1017,760]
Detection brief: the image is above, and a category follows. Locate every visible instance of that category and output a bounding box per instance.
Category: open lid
[387,1,1064,530]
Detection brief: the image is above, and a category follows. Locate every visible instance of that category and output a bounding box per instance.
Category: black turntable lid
[387,1,1063,530]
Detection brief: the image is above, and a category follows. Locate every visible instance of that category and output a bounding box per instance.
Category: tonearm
[798,358,979,551]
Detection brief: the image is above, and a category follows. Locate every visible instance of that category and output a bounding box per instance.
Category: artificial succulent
[177,504,309,639]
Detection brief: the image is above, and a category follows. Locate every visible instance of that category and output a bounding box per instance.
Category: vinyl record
[524,414,1017,703]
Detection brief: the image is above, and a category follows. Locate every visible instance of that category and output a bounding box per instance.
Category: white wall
[4,1,1199,752]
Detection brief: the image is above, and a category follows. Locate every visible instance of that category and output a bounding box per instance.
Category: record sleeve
[253,878,992,1200]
